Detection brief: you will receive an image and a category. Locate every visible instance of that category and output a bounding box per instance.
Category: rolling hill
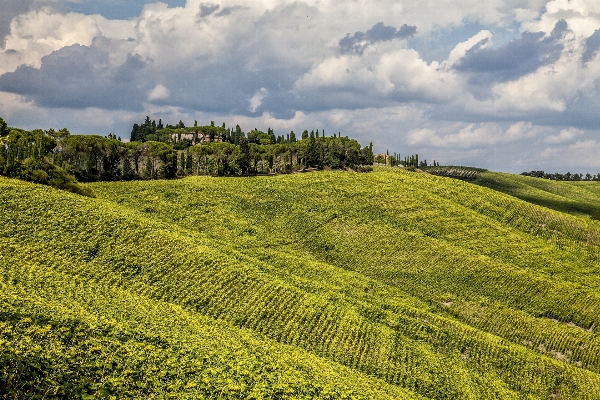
[474,171,600,221]
[2,167,600,399]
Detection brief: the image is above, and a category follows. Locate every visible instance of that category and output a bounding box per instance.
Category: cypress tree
[145,157,153,178]
[239,136,250,173]
[130,124,139,142]
[0,117,9,137]
[186,150,193,171]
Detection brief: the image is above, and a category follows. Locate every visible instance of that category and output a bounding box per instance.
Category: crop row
[86,171,600,373]
[4,178,600,398]
[0,258,418,399]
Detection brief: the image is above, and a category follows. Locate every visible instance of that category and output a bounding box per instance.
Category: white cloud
[408,123,505,149]
[539,139,600,169]
[408,121,552,149]
[295,46,461,103]
[443,30,493,69]
[148,84,170,101]
[1,8,134,75]
[506,121,549,140]
[248,88,268,112]
[545,127,585,143]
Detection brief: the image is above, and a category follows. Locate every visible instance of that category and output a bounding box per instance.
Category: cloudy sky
[1,0,600,173]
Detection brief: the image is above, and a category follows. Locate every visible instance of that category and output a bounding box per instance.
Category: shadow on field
[474,174,600,221]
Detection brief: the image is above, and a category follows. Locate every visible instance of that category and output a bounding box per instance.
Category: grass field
[2,167,600,398]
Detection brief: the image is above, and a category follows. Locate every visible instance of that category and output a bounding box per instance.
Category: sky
[1,0,600,173]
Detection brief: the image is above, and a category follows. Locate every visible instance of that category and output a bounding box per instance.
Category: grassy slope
[475,171,600,220]
[2,167,600,398]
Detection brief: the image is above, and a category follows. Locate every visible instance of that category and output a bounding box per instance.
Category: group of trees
[0,118,93,196]
[130,118,304,149]
[126,117,374,176]
[186,133,373,176]
[373,151,439,168]
[521,171,600,181]
[0,116,375,194]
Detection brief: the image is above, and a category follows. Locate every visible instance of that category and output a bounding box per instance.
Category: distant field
[2,167,600,398]
[474,171,600,221]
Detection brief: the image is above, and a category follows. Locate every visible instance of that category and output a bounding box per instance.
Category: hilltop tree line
[128,117,374,176]
[0,116,374,194]
[373,151,440,168]
[521,171,600,181]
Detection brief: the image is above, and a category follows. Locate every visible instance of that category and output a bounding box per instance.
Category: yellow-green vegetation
[474,171,600,221]
[2,167,600,399]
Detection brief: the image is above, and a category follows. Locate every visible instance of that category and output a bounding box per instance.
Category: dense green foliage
[2,167,600,398]
[0,122,93,196]
[0,117,374,192]
[521,170,600,181]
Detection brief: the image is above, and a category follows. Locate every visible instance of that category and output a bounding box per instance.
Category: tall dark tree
[130,124,140,142]
[0,117,9,137]
[239,136,250,173]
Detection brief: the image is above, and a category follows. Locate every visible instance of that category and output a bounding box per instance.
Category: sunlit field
[2,167,600,398]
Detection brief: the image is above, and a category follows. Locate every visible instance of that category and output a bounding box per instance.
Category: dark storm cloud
[0,0,34,48]
[339,22,417,54]
[582,29,600,64]
[155,59,306,119]
[456,20,568,82]
[0,39,149,110]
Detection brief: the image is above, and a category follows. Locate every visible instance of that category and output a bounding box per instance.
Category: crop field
[2,167,600,398]
[474,171,600,221]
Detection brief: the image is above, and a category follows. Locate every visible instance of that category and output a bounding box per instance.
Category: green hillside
[2,167,600,398]
[474,171,600,221]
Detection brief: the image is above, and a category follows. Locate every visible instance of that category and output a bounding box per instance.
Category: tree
[130,123,140,142]
[0,117,9,137]
[238,136,250,173]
